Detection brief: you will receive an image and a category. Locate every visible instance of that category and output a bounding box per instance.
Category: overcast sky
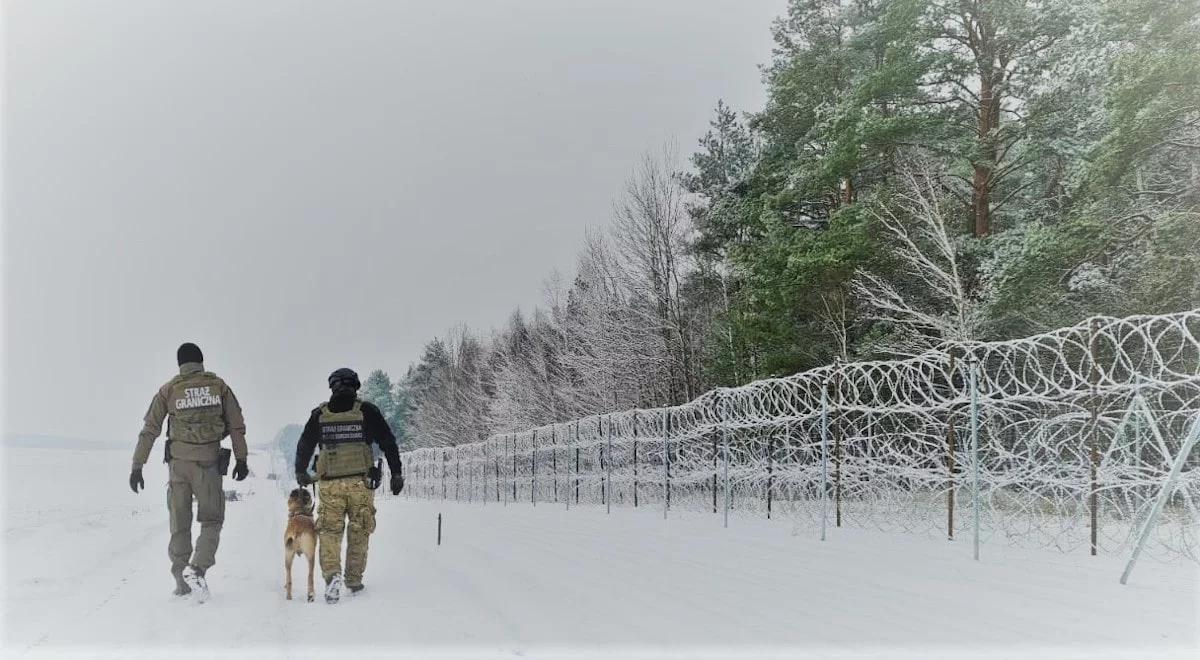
[2,0,785,447]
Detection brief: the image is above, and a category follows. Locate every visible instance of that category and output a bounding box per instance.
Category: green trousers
[316,476,377,587]
[167,458,225,573]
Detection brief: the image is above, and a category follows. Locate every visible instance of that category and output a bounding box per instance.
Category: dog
[284,487,318,602]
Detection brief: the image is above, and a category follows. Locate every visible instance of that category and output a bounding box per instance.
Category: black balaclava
[177,342,204,366]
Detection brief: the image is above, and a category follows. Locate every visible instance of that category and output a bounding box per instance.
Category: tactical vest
[166,371,227,447]
[314,401,373,479]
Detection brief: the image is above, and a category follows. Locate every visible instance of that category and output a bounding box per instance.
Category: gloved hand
[296,471,315,487]
[232,460,249,481]
[368,465,382,490]
[129,467,145,493]
[390,474,404,495]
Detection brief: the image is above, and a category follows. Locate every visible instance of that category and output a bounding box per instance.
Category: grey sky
[2,0,785,446]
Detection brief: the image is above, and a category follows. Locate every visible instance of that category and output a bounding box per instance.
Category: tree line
[362,0,1198,450]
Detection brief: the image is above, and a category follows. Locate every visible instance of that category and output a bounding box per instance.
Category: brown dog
[284,487,318,602]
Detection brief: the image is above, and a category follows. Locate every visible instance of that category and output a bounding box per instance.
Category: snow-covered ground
[2,446,1197,659]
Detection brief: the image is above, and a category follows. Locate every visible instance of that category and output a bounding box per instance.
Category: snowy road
[2,446,1198,659]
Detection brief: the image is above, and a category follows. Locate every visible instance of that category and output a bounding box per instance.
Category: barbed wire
[401,311,1200,560]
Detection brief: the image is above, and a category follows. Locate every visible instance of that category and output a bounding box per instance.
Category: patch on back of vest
[167,373,227,445]
[174,385,222,410]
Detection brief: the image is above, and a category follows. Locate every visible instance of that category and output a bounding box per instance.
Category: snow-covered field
[2,446,1197,659]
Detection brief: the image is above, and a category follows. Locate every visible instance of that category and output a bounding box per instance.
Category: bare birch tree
[610,144,702,403]
[851,159,981,356]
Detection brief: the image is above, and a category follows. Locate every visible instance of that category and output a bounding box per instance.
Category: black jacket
[294,393,402,476]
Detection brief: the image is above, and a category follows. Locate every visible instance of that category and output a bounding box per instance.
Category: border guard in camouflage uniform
[129,342,249,601]
[294,368,403,603]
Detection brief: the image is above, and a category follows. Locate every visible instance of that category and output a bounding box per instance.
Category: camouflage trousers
[316,476,376,587]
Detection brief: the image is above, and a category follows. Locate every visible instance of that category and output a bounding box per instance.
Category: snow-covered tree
[610,145,703,403]
[851,159,982,355]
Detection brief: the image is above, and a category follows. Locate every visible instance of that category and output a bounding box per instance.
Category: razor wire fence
[399,311,1200,561]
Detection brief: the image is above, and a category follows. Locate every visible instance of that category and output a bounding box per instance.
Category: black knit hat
[328,367,361,393]
[177,342,204,366]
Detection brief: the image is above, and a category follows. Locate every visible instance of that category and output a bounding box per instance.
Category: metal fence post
[605,414,613,514]
[821,377,829,542]
[1121,414,1200,584]
[663,408,671,519]
[633,410,639,508]
[833,357,843,528]
[947,354,958,541]
[711,433,719,514]
[1088,317,1102,556]
[765,430,773,519]
[723,391,731,529]
[565,424,571,511]
[969,355,981,561]
[531,429,537,506]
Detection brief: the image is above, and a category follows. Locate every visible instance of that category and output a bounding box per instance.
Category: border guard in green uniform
[129,342,249,601]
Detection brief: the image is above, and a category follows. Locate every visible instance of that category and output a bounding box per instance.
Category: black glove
[368,465,382,490]
[390,474,404,495]
[129,467,144,494]
[232,460,249,481]
[296,471,315,487]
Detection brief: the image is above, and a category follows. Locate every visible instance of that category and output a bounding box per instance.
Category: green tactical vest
[166,370,228,446]
[314,401,373,479]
